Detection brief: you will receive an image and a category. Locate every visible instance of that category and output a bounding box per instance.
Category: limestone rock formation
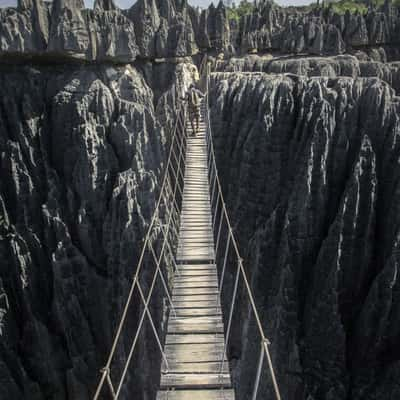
[0,62,193,399]
[235,1,400,56]
[216,54,400,94]
[0,0,50,53]
[89,0,138,62]
[1,0,400,61]
[194,2,231,53]
[209,72,400,400]
[128,0,197,59]
[0,0,199,62]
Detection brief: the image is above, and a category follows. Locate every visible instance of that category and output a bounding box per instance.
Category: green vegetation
[327,0,400,15]
[329,0,369,14]
[226,0,255,22]
[225,0,400,21]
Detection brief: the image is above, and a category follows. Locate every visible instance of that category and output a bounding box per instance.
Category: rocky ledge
[0,61,196,399]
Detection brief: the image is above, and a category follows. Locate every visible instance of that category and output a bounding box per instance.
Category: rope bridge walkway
[93,64,282,400]
[157,100,232,399]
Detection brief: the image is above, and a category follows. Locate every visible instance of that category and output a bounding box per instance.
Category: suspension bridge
[93,64,281,400]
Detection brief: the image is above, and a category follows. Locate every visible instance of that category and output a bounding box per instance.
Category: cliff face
[210,72,400,400]
[1,1,400,399]
[236,1,400,57]
[0,62,195,399]
[0,0,229,62]
[2,0,400,63]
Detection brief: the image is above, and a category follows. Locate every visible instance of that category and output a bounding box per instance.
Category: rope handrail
[203,63,282,400]
[93,98,188,400]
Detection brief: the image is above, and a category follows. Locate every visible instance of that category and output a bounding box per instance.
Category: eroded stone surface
[0,62,194,399]
[1,0,400,62]
[210,72,400,400]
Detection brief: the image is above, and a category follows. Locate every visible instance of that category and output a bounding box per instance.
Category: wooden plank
[164,342,225,352]
[174,284,217,291]
[177,249,214,253]
[177,248,214,252]
[177,253,215,257]
[173,288,218,296]
[178,239,214,243]
[177,245,214,249]
[168,316,222,324]
[164,343,226,363]
[177,243,214,247]
[178,264,216,268]
[172,295,219,303]
[161,361,229,374]
[177,259,215,263]
[180,215,211,218]
[179,236,214,239]
[176,259,215,263]
[173,279,219,287]
[178,237,214,241]
[173,302,220,310]
[177,244,214,247]
[173,308,221,317]
[176,270,216,275]
[157,389,235,400]
[177,268,216,273]
[172,302,220,310]
[172,286,218,292]
[173,300,220,308]
[160,373,231,389]
[179,229,214,234]
[177,246,214,250]
[165,334,224,345]
[174,276,218,283]
[177,250,214,254]
[167,323,223,334]
[181,220,211,223]
[179,222,212,225]
[177,271,217,277]
[167,320,223,328]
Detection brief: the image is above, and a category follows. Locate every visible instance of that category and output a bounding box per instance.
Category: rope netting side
[93,101,188,400]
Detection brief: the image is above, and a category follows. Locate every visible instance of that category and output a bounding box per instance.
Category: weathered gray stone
[0,63,184,399]
[210,72,400,400]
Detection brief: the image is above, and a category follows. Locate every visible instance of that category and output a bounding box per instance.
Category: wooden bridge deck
[157,104,235,400]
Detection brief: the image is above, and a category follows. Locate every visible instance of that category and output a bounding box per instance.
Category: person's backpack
[190,90,200,108]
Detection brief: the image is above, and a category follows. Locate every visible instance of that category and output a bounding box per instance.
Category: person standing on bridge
[185,84,204,136]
